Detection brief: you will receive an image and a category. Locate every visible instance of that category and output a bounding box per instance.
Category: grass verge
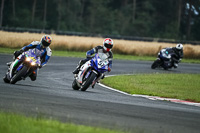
[0,47,200,63]
[0,112,123,133]
[101,74,200,102]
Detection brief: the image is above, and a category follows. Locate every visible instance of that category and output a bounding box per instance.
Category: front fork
[8,55,31,79]
[9,58,21,78]
[91,71,103,87]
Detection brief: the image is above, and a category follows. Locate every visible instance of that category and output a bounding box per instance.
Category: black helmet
[41,35,52,47]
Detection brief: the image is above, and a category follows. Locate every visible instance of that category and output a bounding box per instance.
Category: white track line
[98,75,200,107]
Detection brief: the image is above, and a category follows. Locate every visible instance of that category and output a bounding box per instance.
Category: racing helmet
[41,35,52,47]
[103,38,113,52]
[175,43,183,51]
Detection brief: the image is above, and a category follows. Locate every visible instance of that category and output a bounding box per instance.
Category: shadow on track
[10,83,50,89]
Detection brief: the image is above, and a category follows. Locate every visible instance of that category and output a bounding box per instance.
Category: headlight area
[31,62,36,66]
[25,57,31,61]
[25,57,37,66]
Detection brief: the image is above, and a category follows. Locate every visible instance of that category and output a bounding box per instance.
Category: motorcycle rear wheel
[10,66,28,84]
[81,72,97,91]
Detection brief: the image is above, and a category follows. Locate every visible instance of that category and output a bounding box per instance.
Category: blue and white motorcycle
[72,53,109,91]
[151,49,178,70]
[3,48,41,84]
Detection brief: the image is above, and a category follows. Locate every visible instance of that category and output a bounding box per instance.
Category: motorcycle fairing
[8,49,41,80]
[75,53,109,89]
[91,54,108,73]
[76,60,91,84]
[9,54,23,78]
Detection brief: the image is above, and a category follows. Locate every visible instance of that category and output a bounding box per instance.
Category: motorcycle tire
[151,59,162,69]
[81,71,97,91]
[10,66,28,84]
[72,79,80,90]
[3,74,10,83]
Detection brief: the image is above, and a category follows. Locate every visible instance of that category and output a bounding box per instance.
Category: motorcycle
[3,48,41,84]
[72,53,109,91]
[151,49,177,70]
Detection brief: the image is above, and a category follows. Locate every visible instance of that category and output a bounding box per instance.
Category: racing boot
[73,65,81,74]
[174,63,178,68]
[72,65,81,74]
[72,59,86,74]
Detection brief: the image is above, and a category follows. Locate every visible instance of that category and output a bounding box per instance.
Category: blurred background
[0,0,200,42]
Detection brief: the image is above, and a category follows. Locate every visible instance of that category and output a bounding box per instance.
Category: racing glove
[14,49,24,58]
[108,67,111,72]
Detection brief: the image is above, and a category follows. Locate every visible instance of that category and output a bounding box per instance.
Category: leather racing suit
[15,41,52,80]
[73,45,113,74]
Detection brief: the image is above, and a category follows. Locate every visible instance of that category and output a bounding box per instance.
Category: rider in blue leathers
[73,38,113,75]
[12,35,52,81]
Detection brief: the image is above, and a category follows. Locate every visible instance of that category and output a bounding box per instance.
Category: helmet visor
[104,43,113,49]
[42,39,50,47]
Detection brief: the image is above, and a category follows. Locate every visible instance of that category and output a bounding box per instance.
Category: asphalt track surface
[0,54,200,133]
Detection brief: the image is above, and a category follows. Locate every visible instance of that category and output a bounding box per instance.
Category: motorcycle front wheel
[10,66,28,84]
[81,72,97,91]
[151,59,162,69]
[3,74,10,83]
[72,79,80,90]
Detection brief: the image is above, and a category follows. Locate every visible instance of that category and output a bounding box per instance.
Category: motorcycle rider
[9,35,52,81]
[73,38,113,77]
[160,43,183,68]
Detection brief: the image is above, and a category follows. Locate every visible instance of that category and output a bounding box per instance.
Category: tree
[1,0,200,40]
[177,0,182,35]
[0,0,5,27]
[186,1,192,39]
[43,0,47,30]
[79,0,85,21]
[132,0,136,22]
[12,0,16,19]
[56,0,65,30]
[31,0,37,26]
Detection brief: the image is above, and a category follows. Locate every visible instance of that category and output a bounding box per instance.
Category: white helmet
[103,38,113,52]
[176,43,183,50]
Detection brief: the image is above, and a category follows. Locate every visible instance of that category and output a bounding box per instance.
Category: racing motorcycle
[72,53,109,91]
[151,49,178,70]
[3,48,41,84]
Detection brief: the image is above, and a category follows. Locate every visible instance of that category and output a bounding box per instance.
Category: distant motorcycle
[3,48,41,84]
[151,49,178,70]
[72,53,109,91]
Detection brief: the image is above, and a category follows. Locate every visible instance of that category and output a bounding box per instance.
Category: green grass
[0,112,123,133]
[0,47,200,63]
[101,74,200,102]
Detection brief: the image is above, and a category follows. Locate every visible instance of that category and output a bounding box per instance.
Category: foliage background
[1,0,200,41]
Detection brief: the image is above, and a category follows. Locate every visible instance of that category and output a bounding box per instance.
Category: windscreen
[33,49,42,57]
[98,53,108,61]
